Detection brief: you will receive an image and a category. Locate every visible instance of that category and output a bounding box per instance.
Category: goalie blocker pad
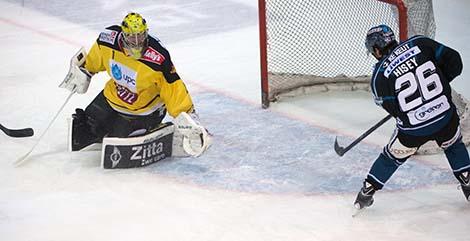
[101,122,184,169]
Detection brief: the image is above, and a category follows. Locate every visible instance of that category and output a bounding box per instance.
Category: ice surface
[0,1,469,241]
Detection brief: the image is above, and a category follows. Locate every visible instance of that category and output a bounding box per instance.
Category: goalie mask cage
[259,0,470,154]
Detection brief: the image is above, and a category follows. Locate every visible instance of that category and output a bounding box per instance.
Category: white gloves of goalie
[59,47,93,94]
[174,111,212,157]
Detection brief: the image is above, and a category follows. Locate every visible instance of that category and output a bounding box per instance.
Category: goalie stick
[334,114,392,156]
[14,91,75,167]
[0,124,34,138]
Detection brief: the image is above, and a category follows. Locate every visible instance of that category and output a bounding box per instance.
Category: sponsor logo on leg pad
[101,123,174,169]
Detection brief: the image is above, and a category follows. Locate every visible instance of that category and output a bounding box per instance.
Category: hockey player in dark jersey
[354,25,470,210]
[59,13,211,158]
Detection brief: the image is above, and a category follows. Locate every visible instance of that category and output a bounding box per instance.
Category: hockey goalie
[59,13,211,168]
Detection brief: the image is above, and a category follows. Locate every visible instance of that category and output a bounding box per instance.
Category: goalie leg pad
[69,92,117,151]
[101,123,174,169]
[85,92,117,137]
[69,108,104,152]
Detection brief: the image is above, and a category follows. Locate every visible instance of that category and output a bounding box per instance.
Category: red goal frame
[258,0,409,108]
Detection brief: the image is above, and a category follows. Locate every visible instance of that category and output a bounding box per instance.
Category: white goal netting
[259,0,470,154]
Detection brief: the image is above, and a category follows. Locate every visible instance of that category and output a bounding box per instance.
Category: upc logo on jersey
[111,64,122,80]
[99,29,118,45]
[141,47,165,65]
[109,60,138,92]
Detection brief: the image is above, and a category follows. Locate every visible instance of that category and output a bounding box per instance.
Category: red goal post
[259,0,435,108]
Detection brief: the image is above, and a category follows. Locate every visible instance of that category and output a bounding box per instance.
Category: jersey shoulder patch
[139,36,171,68]
[138,36,181,83]
[141,46,166,65]
[97,25,122,49]
[99,29,119,45]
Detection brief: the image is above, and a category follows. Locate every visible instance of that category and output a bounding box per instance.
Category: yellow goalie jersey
[83,25,194,117]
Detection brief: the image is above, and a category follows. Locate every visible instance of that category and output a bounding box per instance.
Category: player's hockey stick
[0,124,34,138]
[334,114,392,156]
[14,91,75,167]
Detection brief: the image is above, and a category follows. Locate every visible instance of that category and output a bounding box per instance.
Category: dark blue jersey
[370,36,463,136]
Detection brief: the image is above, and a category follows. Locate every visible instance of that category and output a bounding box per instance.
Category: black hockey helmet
[365,24,397,56]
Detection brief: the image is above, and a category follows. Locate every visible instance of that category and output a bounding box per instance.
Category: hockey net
[258,0,470,154]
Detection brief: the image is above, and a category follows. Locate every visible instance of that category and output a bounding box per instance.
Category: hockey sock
[366,153,403,190]
[444,140,470,179]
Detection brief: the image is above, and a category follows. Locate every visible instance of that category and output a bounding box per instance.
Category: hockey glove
[174,111,212,157]
[59,47,93,94]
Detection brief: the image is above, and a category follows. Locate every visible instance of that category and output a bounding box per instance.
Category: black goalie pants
[71,91,167,151]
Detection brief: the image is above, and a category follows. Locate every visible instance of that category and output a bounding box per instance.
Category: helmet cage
[121,12,149,59]
[122,31,148,50]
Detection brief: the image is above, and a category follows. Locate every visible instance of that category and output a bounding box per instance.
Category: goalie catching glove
[174,111,212,157]
[59,47,93,94]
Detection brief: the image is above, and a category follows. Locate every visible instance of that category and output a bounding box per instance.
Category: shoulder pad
[138,36,181,83]
[141,47,166,66]
[141,36,170,65]
[139,36,172,69]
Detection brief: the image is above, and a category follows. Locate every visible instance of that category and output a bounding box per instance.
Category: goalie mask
[121,12,149,59]
[365,24,397,58]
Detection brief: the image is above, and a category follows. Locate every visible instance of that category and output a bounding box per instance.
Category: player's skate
[458,171,470,202]
[354,181,376,210]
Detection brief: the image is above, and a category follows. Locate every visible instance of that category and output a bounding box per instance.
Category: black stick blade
[0,124,34,138]
[334,137,345,156]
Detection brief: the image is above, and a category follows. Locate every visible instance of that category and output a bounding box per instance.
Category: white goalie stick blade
[174,112,212,157]
[100,123,174,169]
